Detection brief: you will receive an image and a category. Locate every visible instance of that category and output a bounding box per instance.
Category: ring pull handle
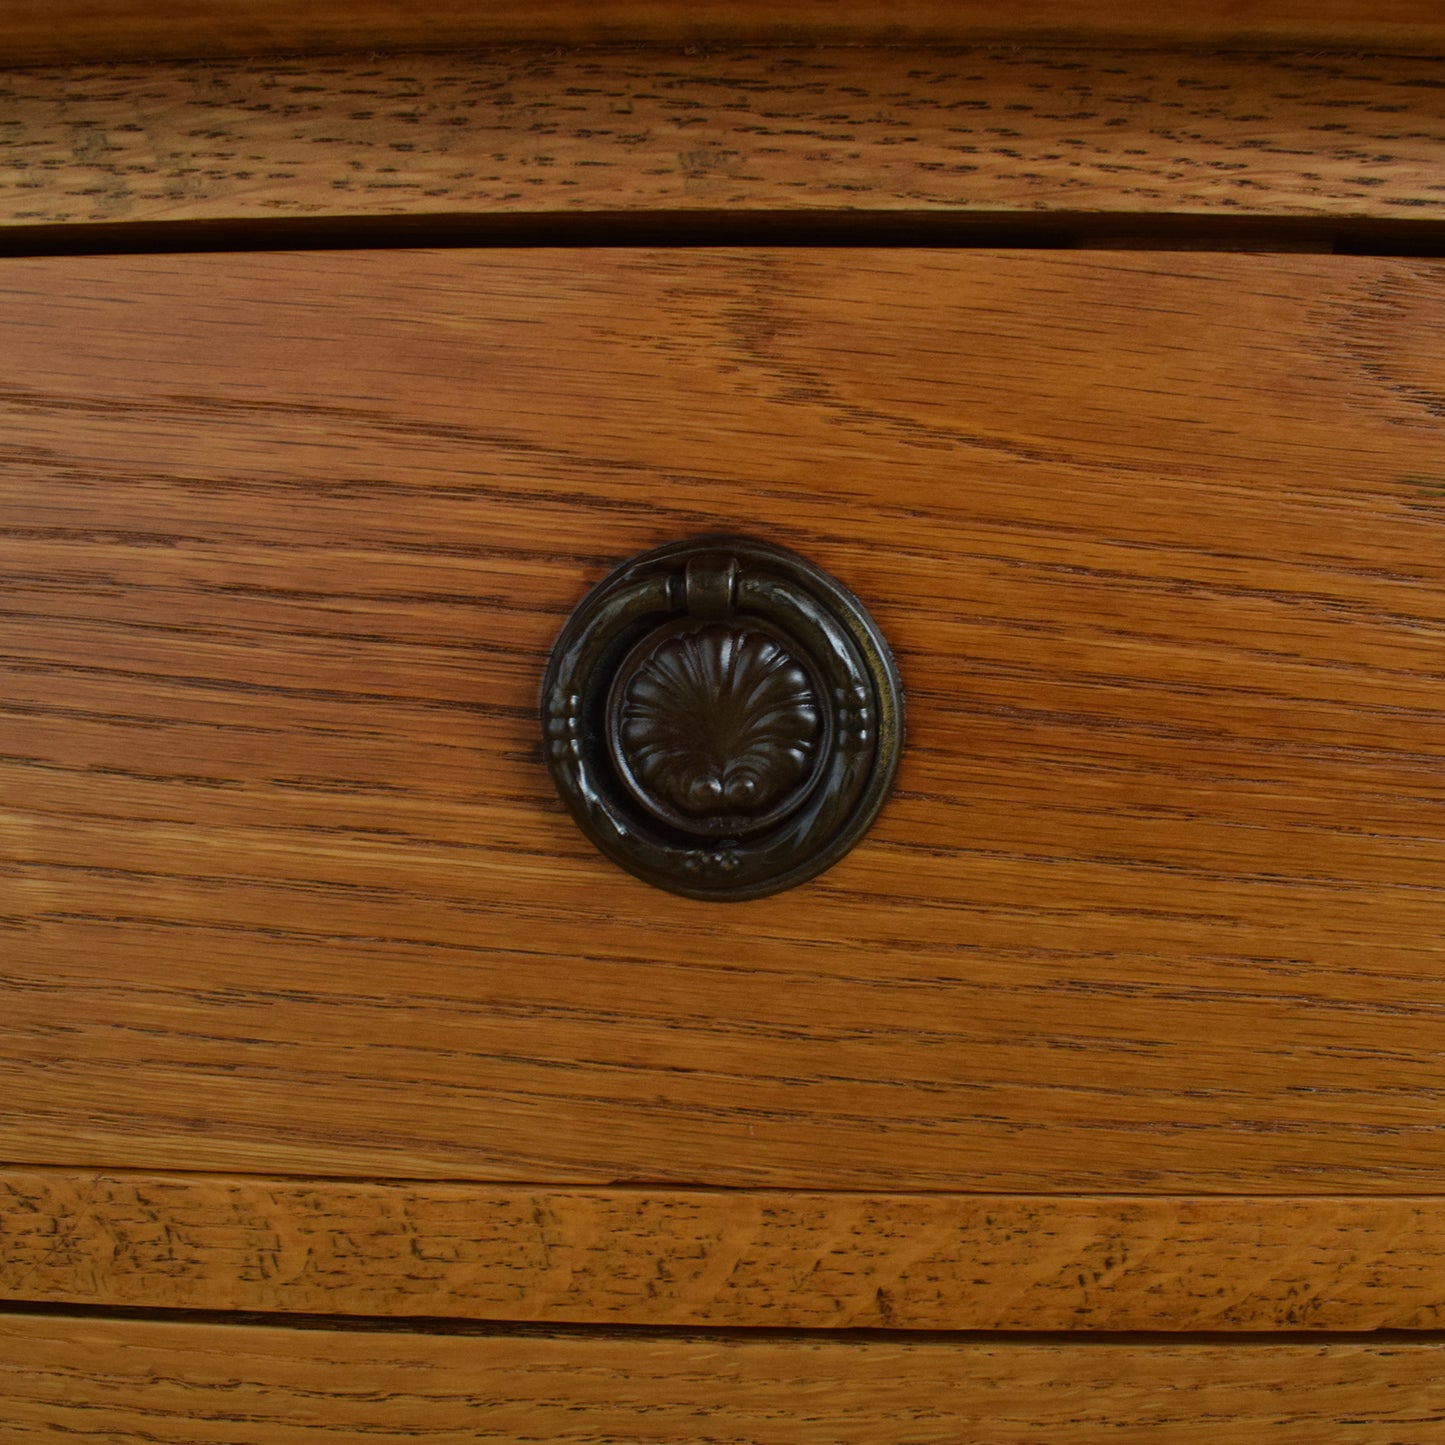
[541,536,903,901]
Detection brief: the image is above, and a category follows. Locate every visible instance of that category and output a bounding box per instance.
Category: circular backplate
[541,536,903,900]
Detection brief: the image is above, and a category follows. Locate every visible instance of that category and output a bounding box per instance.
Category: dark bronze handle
[542,536,902,900]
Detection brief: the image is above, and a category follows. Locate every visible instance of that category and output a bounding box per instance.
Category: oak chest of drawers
[3,8,1445,1440]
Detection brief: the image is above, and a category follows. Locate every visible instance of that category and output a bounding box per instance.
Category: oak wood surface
[4,1,1445,66]
[7,1170,1445,1331]
[3,248,1444,1191]
[6,1311,1445,1443]
[3,48,1443,236]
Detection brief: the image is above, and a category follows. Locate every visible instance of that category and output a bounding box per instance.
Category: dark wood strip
[4,1,1445,64]
[6,1171,1445,1330]
[5,1308,1445,1442]
[1,49,1442,236]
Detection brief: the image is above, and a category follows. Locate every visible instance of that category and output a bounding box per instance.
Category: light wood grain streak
[6,1171,1445,1331]
[2,250,1444,1191]
[2,49,1443,232]
[4,1311,1445,1443]
[2,1,1445,64]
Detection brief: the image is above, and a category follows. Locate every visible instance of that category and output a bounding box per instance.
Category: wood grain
[3,249,1444,1191]
[6,1310,1445,1443]
[3,1,1445,65]
[7,1171,1445,1330]
[3,49,1443,235]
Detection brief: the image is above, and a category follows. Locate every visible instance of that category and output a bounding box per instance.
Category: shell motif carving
[614,624,821,822]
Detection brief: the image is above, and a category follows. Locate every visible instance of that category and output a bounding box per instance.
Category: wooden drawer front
[7,1311,1445,1443]
[3,249,1443,1191]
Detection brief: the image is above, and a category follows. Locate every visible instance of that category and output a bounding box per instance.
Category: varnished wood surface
[6,1311,1445,1443]
[7,1170,1445,1331]
[3,1,1445,66]
[3,249,1445,1190]
[3,49,1443,235]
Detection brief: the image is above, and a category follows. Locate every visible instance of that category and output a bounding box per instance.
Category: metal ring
[541,536,903,900]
